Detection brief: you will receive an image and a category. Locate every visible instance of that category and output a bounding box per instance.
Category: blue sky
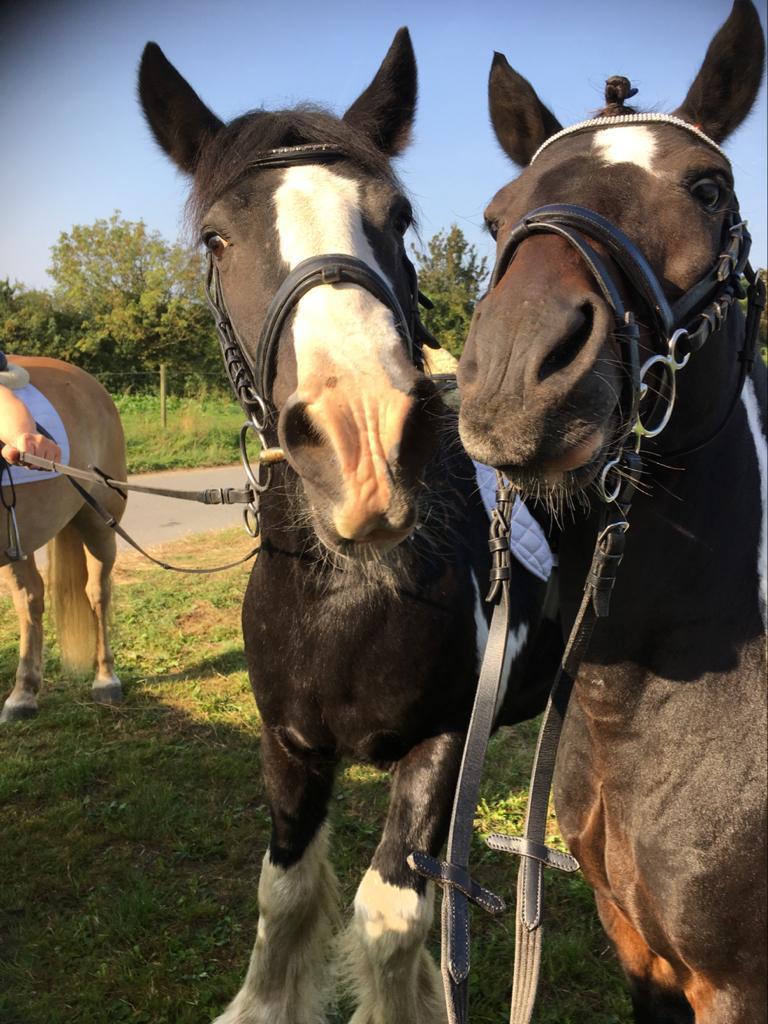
[1,0,766,291]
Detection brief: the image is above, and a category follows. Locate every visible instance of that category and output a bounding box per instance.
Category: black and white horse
[459,2,766,1022]
[139,30,556,1023]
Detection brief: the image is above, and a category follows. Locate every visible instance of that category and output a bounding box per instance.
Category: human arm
[0,387,62,466]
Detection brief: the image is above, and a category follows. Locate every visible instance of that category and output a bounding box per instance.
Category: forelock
[187,105,402,231]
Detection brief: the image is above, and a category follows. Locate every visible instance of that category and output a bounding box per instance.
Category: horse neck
[558,305,765,672]
[653,308,746,457]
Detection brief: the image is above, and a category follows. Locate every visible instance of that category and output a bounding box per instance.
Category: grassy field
[0,529,632,1024]
[114,394,244,474]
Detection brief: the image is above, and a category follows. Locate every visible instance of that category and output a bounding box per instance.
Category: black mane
[188,104,400,230]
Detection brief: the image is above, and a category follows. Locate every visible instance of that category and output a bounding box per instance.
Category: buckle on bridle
[321,265,344,284]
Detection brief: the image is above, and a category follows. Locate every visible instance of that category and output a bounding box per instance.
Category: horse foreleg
[596,893,693,1024]
[0,555,45,722]
[72,506,122,704]
[344,731,464,1024]
[214,725,339,1024]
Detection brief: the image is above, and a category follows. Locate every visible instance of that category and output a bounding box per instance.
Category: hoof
[0,698,38,723]
[91,678,123,705]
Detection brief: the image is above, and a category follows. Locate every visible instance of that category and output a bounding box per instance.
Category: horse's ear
[674,0,765,144]
[488,53,562,166]
[138,42,223,173]
[343,27,417,156]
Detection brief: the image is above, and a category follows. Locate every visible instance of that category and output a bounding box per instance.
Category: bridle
[490,113,765,471]
[202,142,439,536]
[492,203,761,471]
[412,114,766,1024]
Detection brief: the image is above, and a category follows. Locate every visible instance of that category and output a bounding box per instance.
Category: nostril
[538,303,595,382]
[282,400,325,450]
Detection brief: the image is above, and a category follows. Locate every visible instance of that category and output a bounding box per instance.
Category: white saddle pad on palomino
[474,461,553,583]
[0,384,70,486]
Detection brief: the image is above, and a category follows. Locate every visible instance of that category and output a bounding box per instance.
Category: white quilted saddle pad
[474,461,553,582]
[0,384,70,486]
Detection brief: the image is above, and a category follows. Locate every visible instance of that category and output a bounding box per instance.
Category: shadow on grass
[0,666,631,1024]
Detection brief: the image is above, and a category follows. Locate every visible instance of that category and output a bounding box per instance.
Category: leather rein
[411,116,765,1024]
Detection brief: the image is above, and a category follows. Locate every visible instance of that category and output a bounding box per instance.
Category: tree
[411,225,488,358]
[44,212,219,387]
[0,280,81,364]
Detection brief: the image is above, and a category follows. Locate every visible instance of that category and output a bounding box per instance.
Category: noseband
[490,118,765,469]
[202,142,439,533]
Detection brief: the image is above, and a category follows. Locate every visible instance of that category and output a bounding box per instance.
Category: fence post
[159,363,167,428]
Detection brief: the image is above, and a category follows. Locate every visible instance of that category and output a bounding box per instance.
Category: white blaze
[273,165,404,389]
[593,126,658,174]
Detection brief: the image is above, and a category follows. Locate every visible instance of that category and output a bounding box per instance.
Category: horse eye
[391,202,413,235]
[204,233,229,257]
[690,178,724,211]
[485,218,499,241]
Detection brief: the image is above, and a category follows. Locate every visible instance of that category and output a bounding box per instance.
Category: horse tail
[47,522,95,672]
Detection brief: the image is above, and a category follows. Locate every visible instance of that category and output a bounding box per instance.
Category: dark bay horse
[458,2,766,1022]
[0,356,126,722]
[139,30,558,1023]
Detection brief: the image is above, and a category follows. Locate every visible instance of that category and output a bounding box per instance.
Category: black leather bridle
[491,202,763,463]
[201,142,439,534]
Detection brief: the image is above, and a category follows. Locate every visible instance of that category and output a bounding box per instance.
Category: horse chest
[242,553,480,756]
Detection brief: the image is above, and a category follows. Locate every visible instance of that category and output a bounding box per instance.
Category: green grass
[0,529,632,1024]
[114,394,245,474]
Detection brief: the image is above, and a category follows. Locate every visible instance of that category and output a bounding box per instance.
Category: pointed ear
[343,27,417,156]
[138,42,223,173]
[488,53,562,166]
[674,0,765,144]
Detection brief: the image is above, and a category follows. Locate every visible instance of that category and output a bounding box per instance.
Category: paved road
[116,464,246,550]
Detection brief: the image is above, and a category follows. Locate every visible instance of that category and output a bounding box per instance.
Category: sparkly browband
[530,113,730,164]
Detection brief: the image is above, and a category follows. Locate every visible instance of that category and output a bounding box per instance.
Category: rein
[7,451,262,573]
[412,116,765,1024]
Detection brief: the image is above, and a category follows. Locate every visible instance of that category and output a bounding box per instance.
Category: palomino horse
[0,356,126,722]
[458,2,766,1022]
[139,29,559,1024]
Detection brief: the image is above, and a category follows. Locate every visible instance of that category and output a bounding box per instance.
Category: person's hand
[1,433,62,467]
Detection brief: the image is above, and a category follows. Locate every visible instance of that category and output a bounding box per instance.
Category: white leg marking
[593,126,658,173]
[342,869,447,1024]
[213,824,339,1024]
[741,379,767,629]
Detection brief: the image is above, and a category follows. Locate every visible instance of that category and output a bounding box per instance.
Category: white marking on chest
[593,126,658,174]
[741,378,767,629]
[471,571,529,717]
[274,165,402,386]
